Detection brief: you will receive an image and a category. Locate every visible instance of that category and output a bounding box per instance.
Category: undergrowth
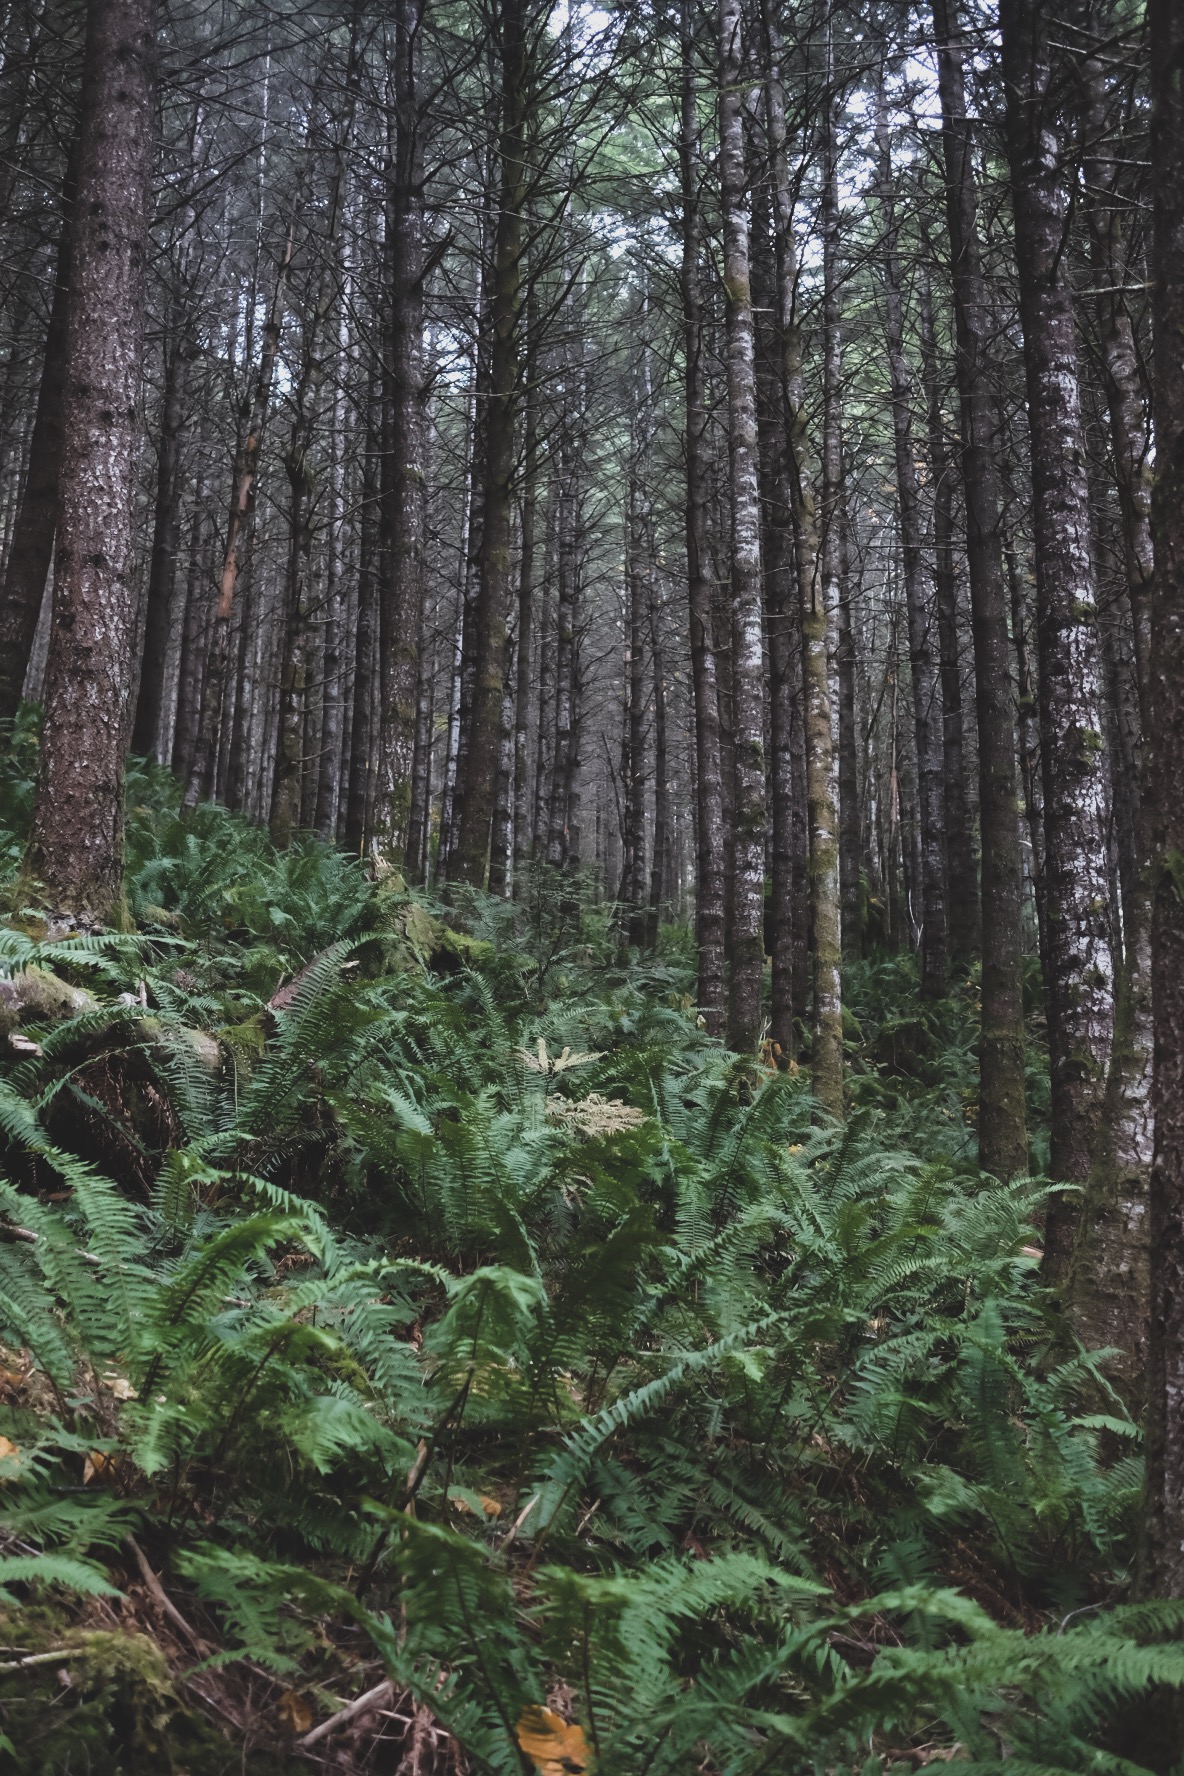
[0,753,1175,1772]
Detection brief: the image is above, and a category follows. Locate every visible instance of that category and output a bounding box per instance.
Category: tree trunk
[647,587,669,949]
[679,0,726,1035]
[532,491,556,861]
[921,280,979,966]
[623,405,649,949]
[0,134,76,726]
[131,336,190,760]
[719,0,767,1056]
[546,435,577,870]
[874,103,947,999]
[451,0,527,886]
[342,410,381,856]
[786,23,843,1115]
[932,0,1028,1179]
[754,43,797,1059]
[406,614,436,882]
[377,0,427,863]
[313,295,351,839]
[1001,0,1115,1266]
[26,0,155,921]
[184,217,297,809]
[512,350,538,889]
[171,466,212,788]
[487,630,516,896]
[1144,0,1184,1604]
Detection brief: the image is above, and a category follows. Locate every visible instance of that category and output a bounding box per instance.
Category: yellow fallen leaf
[83,1450,119,1485]
[0,1434,20,1475]
[276,1689,314,1735]
[515,1705,590,1774]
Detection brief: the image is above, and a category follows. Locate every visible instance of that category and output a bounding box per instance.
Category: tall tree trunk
[451,0,528,885]
[26,0,155,921]
[755,43,797,1058]
[679,0,725,1034]
[270,34,359,847]
[1006,539,1048,974]
[1144,0,1184,1606]
[532,492,556,861]
[1062,0,1153,1388]
[342,409,381,855]
[836,488,861,965]
[511,348,538,888]
[647,587,669,948]
[921,280,979,966]
[1076,12,1152,717]
[719,0,767,1056]
[314,297,350,839]
[406,603,436,882]
[131,335,190,759]
[184,218,297,809]
[377,0,427,862]
[623,406,649,949]
[487,631,516,896]
[546,436,578,870]
[784,20,844,1115]
[932,0,1028,1179]
[0,134,76,725]
[171,465,212,788]
[874,104,947,999]
[1001,0,1116,1265]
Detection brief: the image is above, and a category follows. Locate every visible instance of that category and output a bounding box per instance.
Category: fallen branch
[0,1647,75,1672]
[124,1535,210,1656]
[298,1679,395,1749]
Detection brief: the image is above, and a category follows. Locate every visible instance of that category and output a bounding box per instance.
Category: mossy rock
[0,965,98,1028]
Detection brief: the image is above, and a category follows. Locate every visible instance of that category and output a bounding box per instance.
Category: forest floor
[0,744,1174,1774]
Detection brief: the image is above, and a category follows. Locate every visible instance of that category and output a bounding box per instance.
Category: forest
[0,0,1183,1767]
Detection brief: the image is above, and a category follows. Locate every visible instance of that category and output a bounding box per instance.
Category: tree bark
[26,0,156,922]
[131,335,190,759]
[874,104,947,999]
[921,280,979,967]
[0,133,77,726]
[171,465,211,789]
[719,0,768,1056]
[1001,0,1116,1263]
[512,347,538,889]
[647,585,670,949]
[451,0,528,885]
[376,0,427,863]
[1144,0,1184,1604]
[932,0,1028,1179]
[623,397,650,949]
[792,24,844,1115]
[184,217,297,809]
[342,404,381,856]
[679,0,725,1035]
[313,293,351,839]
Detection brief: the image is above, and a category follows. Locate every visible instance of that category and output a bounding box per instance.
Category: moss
[0,1620,306,1775]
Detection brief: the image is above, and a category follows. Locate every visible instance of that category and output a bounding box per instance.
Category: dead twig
[298,1678,395,1748]
[124,1534,211,1656]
